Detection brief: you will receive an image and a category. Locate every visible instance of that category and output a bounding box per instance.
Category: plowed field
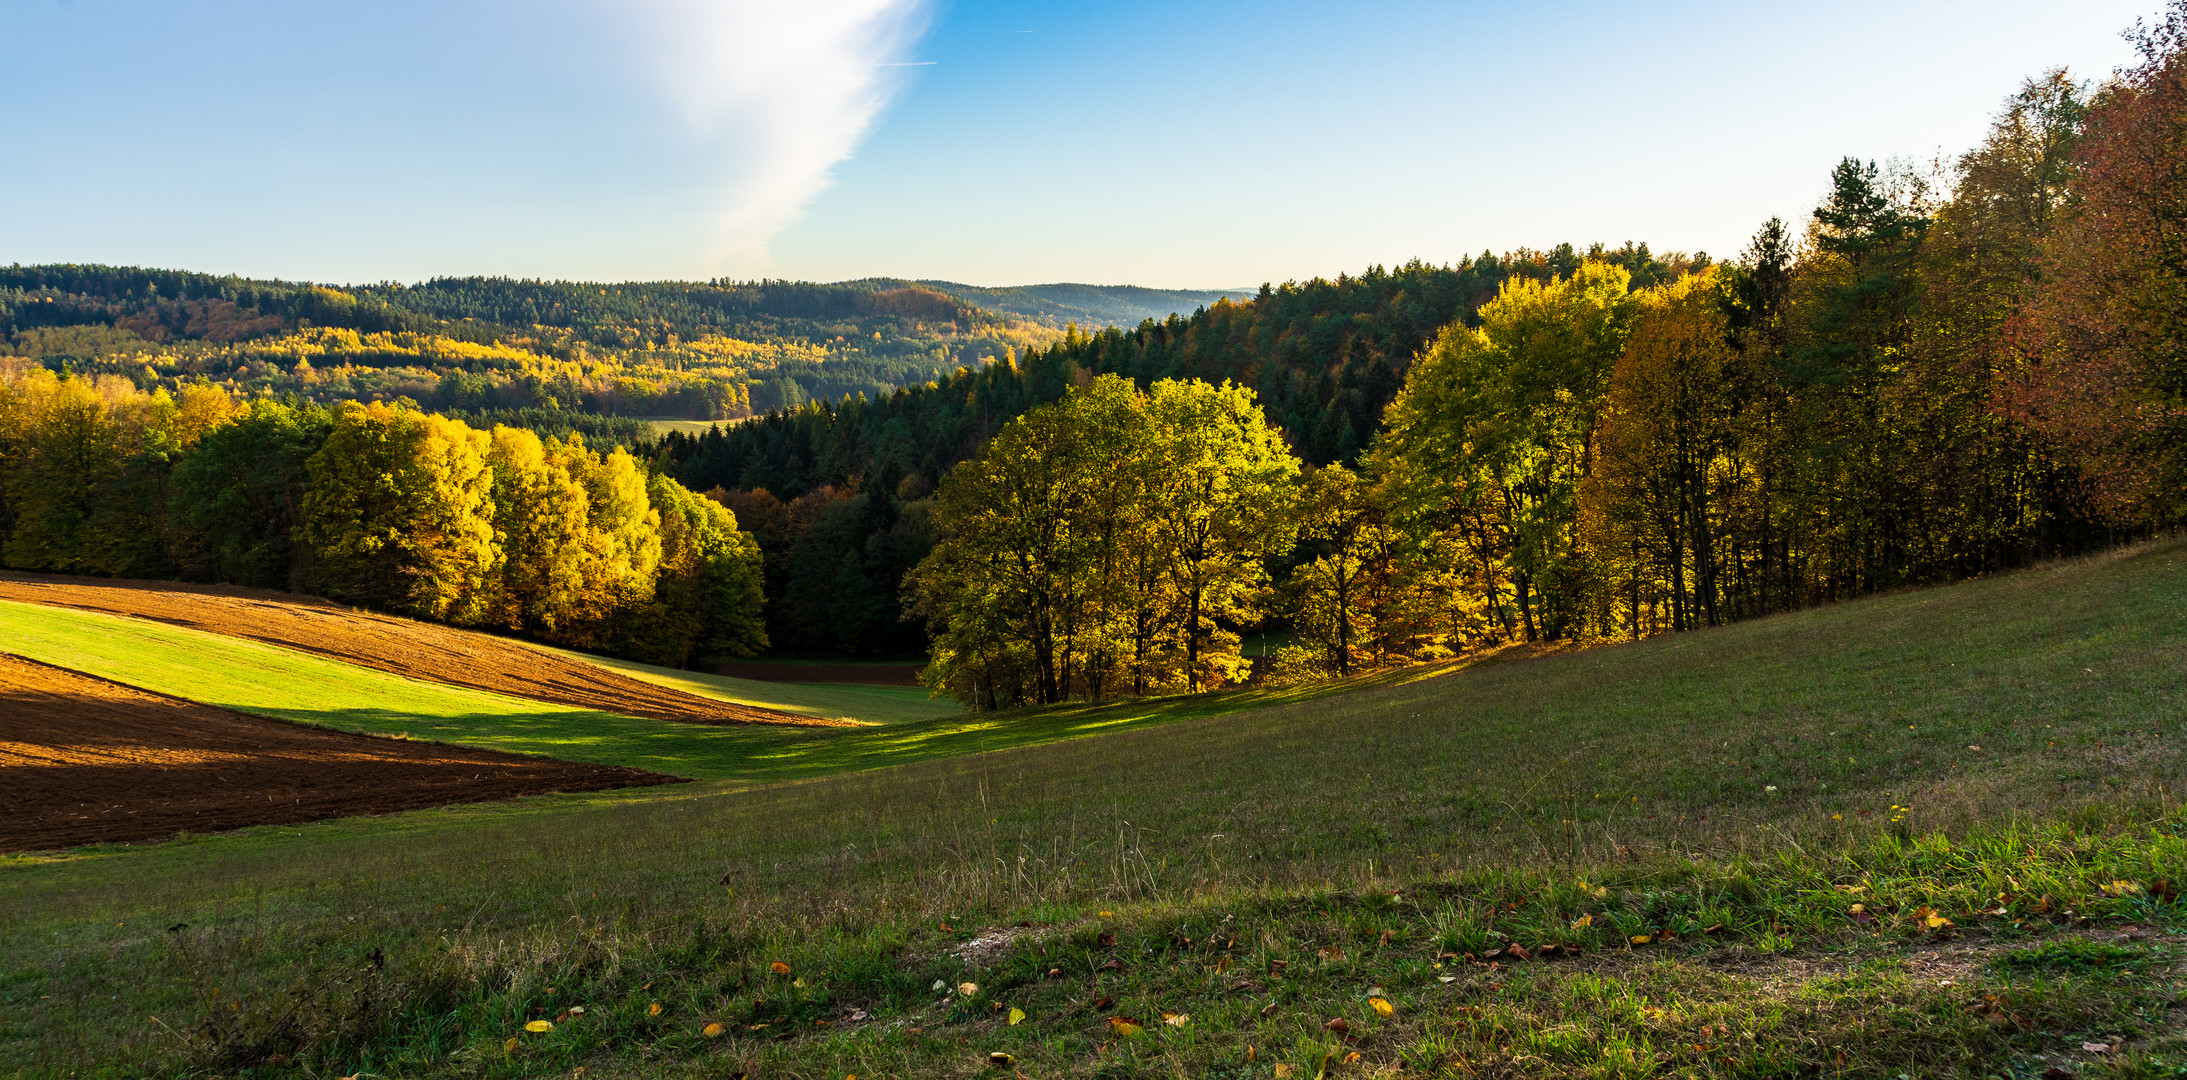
[0,572,832,727]
[0,653,681,852]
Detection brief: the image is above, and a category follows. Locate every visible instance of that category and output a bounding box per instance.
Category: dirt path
[0,654,681,853]
[0,572,840,727]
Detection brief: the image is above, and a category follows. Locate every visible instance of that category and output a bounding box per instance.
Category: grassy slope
[521,642,949,726]
[3,541,2185,1078]
[0,600,1371,787]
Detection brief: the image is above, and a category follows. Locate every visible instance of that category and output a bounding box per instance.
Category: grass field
[641,417,739,436]
[523,642,948,725]
[4,540,2185,1077]
[0,600,1363,787]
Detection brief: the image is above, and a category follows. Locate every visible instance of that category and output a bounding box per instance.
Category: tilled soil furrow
[0,653,684,852]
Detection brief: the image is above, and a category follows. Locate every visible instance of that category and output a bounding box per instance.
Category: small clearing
[0,653,680,852]
[0,572,833,727]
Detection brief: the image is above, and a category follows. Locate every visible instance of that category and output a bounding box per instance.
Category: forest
[2,10,2181,695]
[0,272,1052,424]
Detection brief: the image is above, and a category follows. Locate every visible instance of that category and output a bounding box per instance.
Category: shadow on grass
[247,654,1485,786]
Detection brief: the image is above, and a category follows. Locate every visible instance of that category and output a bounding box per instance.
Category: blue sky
[0,0,2156,288]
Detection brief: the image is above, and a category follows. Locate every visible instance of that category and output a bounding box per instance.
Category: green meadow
[0,600,1386,787]
[3,540,2185,1077]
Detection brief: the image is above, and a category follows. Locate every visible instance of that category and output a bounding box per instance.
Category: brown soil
[708,660,923,686]
[0,653,681,853]
[0,572,848,727]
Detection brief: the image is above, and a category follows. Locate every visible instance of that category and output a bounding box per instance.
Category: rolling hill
[4,538,2182,1076]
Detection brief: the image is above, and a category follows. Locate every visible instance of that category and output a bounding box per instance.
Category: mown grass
[3,539,2184,1078]
[0,600,1387,787]
[520,643,950,726]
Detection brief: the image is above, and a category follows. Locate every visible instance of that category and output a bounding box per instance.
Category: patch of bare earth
[0,571,851,727]
[0,653,682,853]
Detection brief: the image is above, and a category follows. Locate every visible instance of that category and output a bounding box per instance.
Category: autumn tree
[1376,261,1639,641]
[2015,2,2187,524]
[621,474,767,665]
[1143,378,1299,690]
[170,399,334,587]
[299,402,498,622]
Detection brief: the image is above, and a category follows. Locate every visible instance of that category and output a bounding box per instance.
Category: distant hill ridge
[910,280,1250,330]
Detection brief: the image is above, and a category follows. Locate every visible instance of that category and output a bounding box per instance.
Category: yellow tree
[1376,261,1638,641]
[1580,267,1755,634]
[299,402,498,622]
[1143,379,1299,690]
[482,425,593,635]
[551,437,662,645]
[623,474,767,665]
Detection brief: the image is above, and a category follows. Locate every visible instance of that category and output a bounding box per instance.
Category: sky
[0,0,2161,289]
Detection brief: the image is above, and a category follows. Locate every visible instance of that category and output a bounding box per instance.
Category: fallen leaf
[1437,975,1457,983]
[1098,911,1114,917]
[701,1022,726,1038]
[1505,943,1532,961]
[932,979,948,992]
[1629,934,1652,946]
[502,1037,517,1053]
[771,961,792,975]
[648,1002,662,1017]
[939,922,952,932]
[1215,956,1233,973]
[1343,1051,1362,1064]
[1163,1012,1190,1026]
[1108,1016,1144,1036]
[2083,1041,2114,1053]
[1008,1007,1026,1026]
[987,1051,1015,1068]
[1324,1017,1350,1034]
[958,982,979,997]
[1369,997,1394,1017]
[1273,1066,1295,1078]
[1571,914,1592,930]
[1642,1006,1666,1021]
[524,1020,554,1033]
[1245,1045,1256,1062]
[567,1006,585,1016]
[1092,995,1115,1009]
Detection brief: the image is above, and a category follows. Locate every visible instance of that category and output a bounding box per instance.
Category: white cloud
[616,0,931,274]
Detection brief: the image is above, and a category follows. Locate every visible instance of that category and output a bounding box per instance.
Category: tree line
[902,18,2187,705]
[0,365,764,666]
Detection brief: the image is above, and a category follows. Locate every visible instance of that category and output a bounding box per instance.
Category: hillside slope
[6,539,2184,1077]
[917,280,1248,329]
[0,572,817,726]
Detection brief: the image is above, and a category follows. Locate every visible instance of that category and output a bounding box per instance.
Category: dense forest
[1,5,2179,692]
[0,272,1051,423]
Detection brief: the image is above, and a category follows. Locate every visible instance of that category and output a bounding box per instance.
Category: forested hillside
[0,270,1050,430]
[656,29,2185,689]
[915,281,1247,329]
[3,7,2180,687]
